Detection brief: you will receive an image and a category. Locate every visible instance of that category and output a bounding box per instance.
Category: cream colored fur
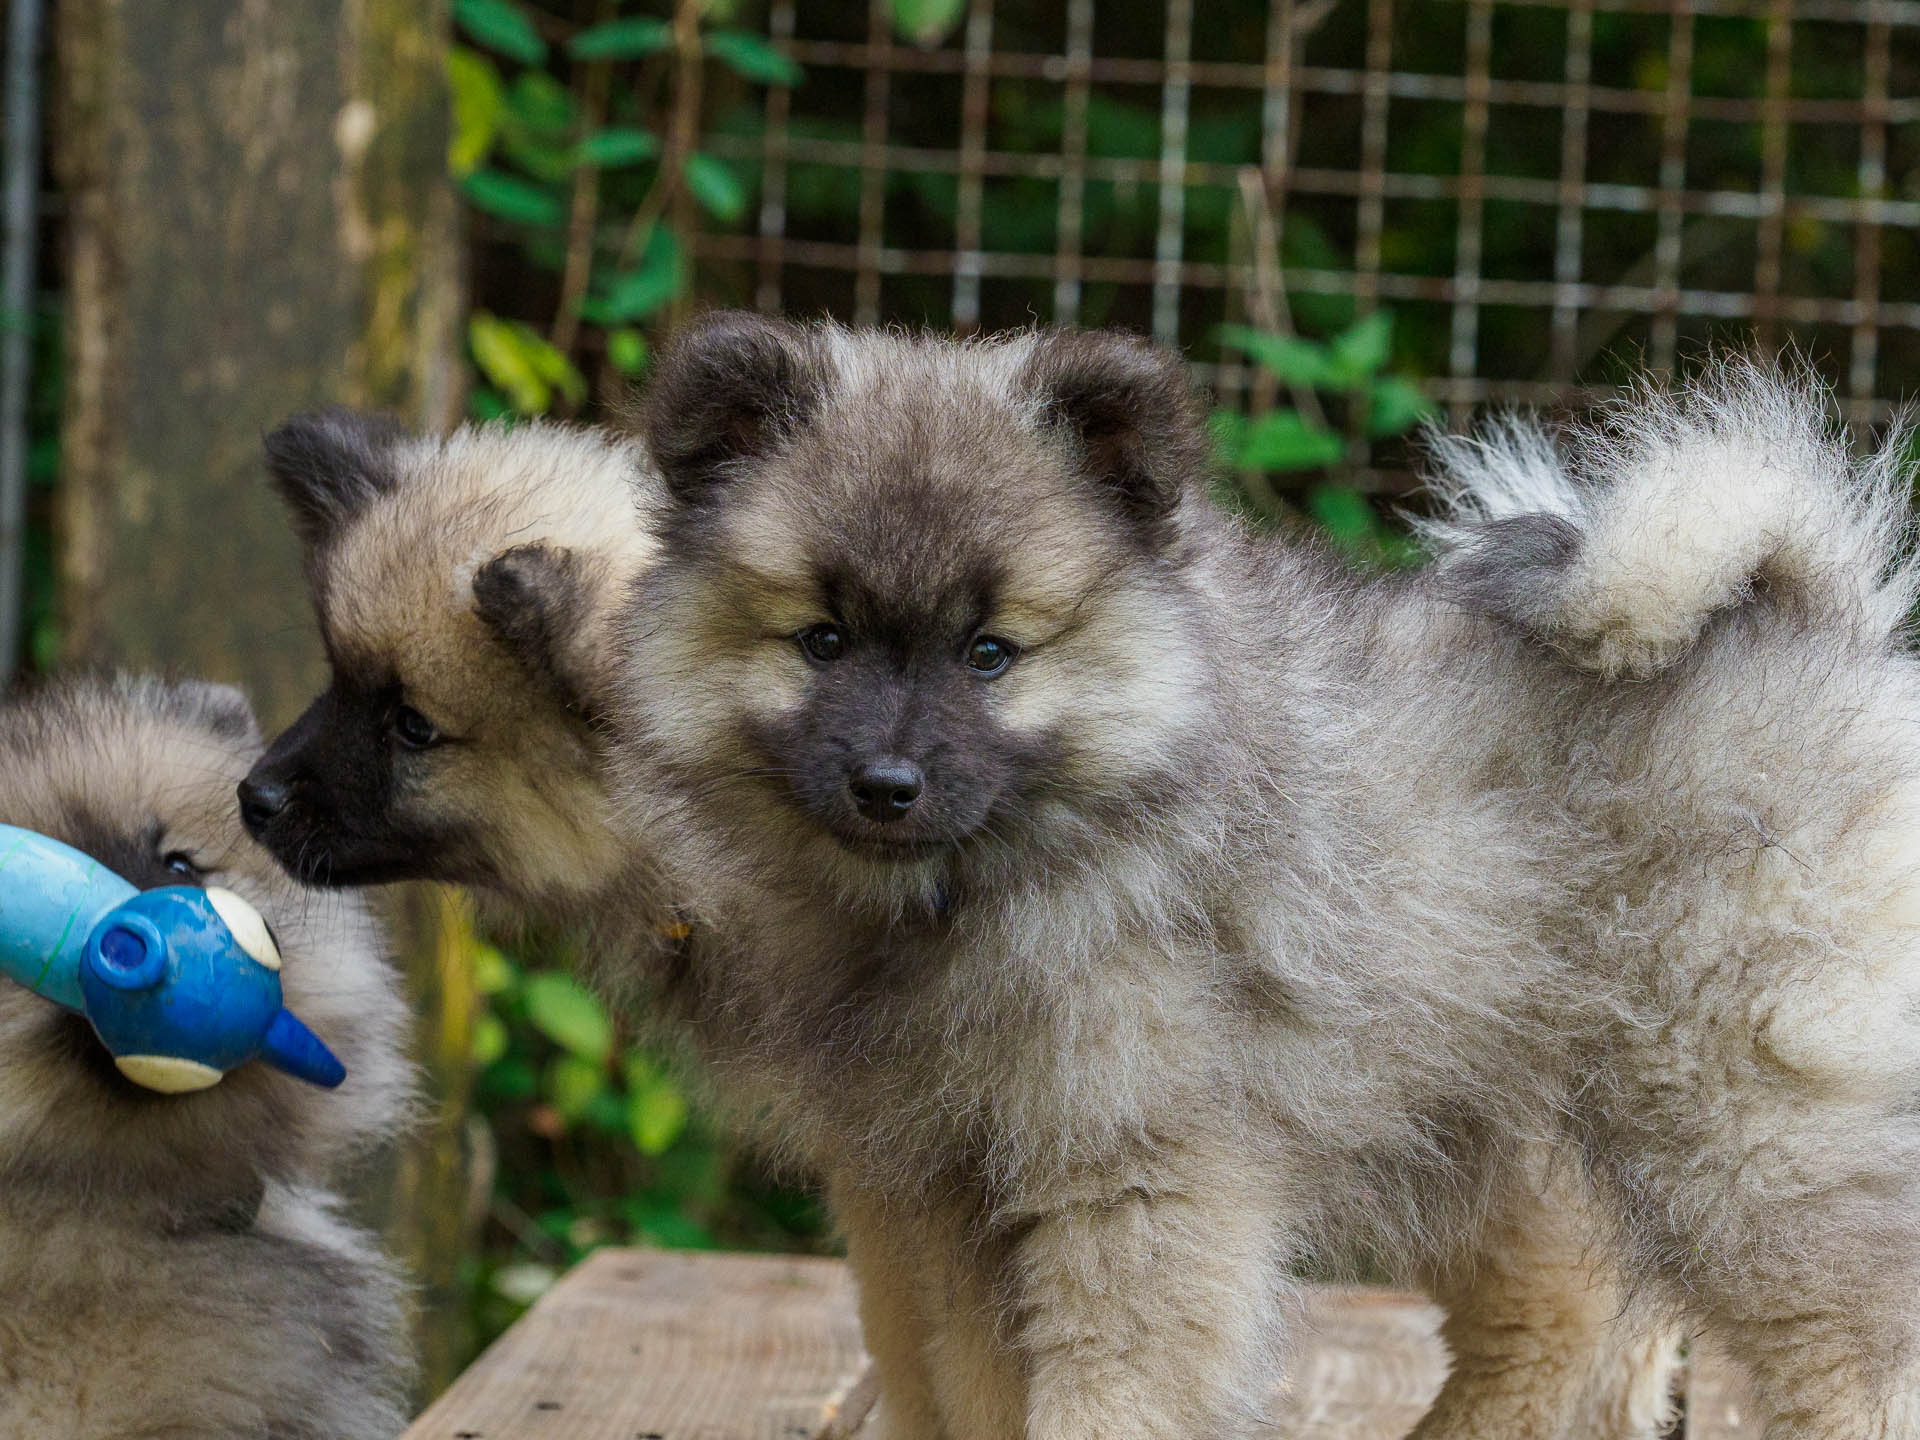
[0,676,414,1440]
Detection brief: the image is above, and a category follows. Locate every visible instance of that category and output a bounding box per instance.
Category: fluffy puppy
[0,674,413,1440]
[238,413,674,976]
[597,316,1920,1440]
[243,338,1672,1437]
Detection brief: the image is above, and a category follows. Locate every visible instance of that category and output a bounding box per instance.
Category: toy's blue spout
[258,1008,345,1090]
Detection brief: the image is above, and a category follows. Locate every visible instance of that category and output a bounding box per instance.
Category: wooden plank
[401,1250,870,1440]
[1266,1288,1449,1437]
[405,1250,1763,1439]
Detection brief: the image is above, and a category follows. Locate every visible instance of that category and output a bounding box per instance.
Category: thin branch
[1237,167,1326,435]
[616,0,704,273]
[550,0,620,363]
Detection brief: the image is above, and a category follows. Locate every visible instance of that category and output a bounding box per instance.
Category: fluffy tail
[1416,361,1920,678]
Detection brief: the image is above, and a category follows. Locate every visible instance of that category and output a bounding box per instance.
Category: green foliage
[579,230,686,327]
[682,153,747,222]
[1214,312,1434,568]
[463,936,826,1346]
[449,0,803,422]
[468,312,586,414]
[454,0,548,66]
[461,169,564,227]
[886,0,966,47]
[705,30,804,87]
[568,17,672,60]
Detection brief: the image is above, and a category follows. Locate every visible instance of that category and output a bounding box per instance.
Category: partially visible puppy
[238,413,675,979]
[0,674,413,1440]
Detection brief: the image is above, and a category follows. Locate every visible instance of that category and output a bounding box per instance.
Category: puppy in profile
[238,412,676,980]
[596,317,1920,1440]
[0,675,413,1440]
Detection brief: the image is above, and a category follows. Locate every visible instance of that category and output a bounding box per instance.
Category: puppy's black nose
[849,758,924,822]
[238,775,290,832]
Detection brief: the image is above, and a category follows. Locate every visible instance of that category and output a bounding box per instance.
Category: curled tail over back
[1417,361,1920,678]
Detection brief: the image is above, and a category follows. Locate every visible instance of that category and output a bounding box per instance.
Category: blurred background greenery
[11,0,1918,1391]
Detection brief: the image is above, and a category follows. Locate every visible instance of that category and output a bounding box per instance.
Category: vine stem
[550,0,620,363]
[615,0,704,274]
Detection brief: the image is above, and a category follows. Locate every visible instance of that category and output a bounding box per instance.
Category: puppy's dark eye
[966,635,1017,676]
[797,624,847,664]
[391,705,441,750]
[162,850,205,880]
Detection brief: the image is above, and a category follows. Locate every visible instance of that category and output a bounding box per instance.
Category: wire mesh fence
[686,0,1920,486]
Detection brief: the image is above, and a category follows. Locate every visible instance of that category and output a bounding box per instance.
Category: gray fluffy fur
[601,323,1920,1439]
[0,676,415,1440]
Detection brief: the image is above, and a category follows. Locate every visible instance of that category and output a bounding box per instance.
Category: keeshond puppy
[588,316,1920,1439]
[238,411,674,970]
[0,675,413,1439]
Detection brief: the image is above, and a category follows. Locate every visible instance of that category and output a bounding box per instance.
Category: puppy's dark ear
[472,544,605,719]
[262,409,408,547]
[1019,330,1212,535]
[171,681,262,747]
[640,311,827,506]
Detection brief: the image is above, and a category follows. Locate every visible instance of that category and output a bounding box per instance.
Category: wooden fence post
[53,0,476,1398]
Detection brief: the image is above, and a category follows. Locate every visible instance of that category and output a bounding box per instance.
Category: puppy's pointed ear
[640,311,827,506]
[262,409,408,547]
[472,544,607,720]
[171,681,262,747]
[1019,330,1212,536]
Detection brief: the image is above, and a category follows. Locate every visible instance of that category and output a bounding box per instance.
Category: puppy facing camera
[0,676,414,1440]
[251,322,1920,1439]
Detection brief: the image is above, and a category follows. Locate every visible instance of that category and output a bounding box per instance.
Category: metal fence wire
[691,0,1920,489]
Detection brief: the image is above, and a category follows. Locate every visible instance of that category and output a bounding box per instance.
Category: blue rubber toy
[0,823,344,1092]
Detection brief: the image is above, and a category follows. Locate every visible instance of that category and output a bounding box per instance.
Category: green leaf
[606,327,649,374]
[705,30,803,87]
[468,385,513,423]
[1307,482,1380,552]
[582,231,686,324]
[621,1196,718,1250]
[506,71,578,137]
[480,1054,537,1101]
[1328,310,1394,385]
[470,312,551,414]
[470,942,517,996]
[629,1079,690,1155]
[471,1012,510,1067]
[1215,324,1338,389]
[523,972,613,1062]
[1233,410,1347,472]
[683,153,747,222]
[453,0,547,65]
[461,169,563,227]
[577,127,659,169]
[547,1054,606,1122]
[886,0,967,46]
[569,16,673,59]
[1365,376,1436,439]
[584,1090,630,1134]
[468,315,582,415]
[515,323,588,408]
[446,47,506,177]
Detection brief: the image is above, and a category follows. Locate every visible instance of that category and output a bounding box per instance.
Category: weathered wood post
[54,0,477,1395]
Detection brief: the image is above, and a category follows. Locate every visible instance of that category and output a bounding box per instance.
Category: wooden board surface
[401,1249,1761,1439]
[402,1250,870,1440]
